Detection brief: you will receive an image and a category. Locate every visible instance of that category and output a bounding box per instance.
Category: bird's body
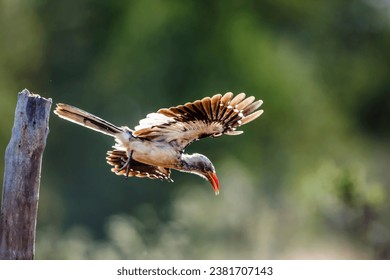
[114,130,181,168]
[54,92,263,194]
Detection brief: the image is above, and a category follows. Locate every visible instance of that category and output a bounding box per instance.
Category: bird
[54,92,263,195]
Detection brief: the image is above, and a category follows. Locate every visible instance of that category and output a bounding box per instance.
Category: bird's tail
[54,103,124,137]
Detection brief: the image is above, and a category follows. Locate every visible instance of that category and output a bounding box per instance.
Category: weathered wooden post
[0,89,51,259]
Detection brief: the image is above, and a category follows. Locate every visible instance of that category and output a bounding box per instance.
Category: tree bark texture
[0,89,52,259]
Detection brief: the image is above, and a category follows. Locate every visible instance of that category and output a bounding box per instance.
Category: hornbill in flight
[54,92,263,195]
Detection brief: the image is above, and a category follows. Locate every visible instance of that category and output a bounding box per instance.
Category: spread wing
[106,150,172,181]
[133,92,263,151]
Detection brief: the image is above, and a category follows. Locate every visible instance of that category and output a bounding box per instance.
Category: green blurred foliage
[1,0,389,259]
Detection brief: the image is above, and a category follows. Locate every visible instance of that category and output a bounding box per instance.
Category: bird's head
[181,153,220,195]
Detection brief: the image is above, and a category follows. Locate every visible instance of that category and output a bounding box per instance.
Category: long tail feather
[54,103,123,137]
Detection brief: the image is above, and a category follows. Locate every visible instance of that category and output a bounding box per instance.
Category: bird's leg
[119,150,134,178]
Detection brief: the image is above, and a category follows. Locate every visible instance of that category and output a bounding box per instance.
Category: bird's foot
[118,150,134,178]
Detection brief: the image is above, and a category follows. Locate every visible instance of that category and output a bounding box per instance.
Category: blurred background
[1,0,390,259]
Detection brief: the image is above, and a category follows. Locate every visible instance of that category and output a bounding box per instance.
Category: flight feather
[133,92,263,150]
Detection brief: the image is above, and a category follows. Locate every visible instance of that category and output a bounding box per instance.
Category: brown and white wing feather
[133,92,263,150]
[106,150,172,181]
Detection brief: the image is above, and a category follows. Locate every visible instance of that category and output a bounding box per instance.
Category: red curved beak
[206,172,220,195]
